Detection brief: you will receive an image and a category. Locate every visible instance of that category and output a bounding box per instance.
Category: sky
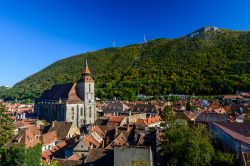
[0,0,250,86]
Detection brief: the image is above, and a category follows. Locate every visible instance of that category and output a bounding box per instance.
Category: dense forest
[1,27,250,101]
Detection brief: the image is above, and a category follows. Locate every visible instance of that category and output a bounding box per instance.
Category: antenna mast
[144,33,147,43]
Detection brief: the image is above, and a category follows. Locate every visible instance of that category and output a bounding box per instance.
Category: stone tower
[76,60,96,125]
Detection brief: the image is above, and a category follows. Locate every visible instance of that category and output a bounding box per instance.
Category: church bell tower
[82,60,95,103]
[80,60,96,124]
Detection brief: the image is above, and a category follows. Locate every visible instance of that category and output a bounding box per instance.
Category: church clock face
[87,93,92,99]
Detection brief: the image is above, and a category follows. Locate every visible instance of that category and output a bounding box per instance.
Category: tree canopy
[161,106,235,166]
[0,102,14,147]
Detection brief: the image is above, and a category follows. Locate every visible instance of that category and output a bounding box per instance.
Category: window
[89,106,91,118]
[89,84,91,92]
[84,108,86,118]
[80,108,83,116]
[71,107,74,120]
[81,119,86,124]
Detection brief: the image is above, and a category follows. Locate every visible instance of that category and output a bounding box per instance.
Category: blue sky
[0,0,250,86]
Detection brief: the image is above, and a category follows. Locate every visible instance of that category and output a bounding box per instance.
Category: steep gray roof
[38,83,74,101]
[196,113,228,123]
[114,146,153,166]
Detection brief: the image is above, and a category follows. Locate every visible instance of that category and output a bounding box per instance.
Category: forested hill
[2,26,250,101]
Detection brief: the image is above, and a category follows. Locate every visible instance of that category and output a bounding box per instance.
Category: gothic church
[35,61,96,128]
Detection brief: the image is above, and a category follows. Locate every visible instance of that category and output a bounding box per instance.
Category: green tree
[186,99,191,111]
[212,151,235,166]
[0,144,42,166]
[244,108,250,124]
[41,160,58,166]
[0,103,14,147]
[161,107,215,166]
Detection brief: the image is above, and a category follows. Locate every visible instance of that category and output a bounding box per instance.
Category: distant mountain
[186,26,221,38]
[2,27,250,100]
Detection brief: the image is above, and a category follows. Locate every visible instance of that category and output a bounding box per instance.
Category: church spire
[83,60,91,74]
[80,60,94,82]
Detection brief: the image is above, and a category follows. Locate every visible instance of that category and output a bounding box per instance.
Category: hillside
[2,27,250,100]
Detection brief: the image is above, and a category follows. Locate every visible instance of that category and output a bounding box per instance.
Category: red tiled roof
[135,115,161,126]
[68,153,81,160]
[6,125,40,148]
[223,95,243,99]
[42,151,49,159]
[107,116,125,126]
[42,131,57,146]
[83,134,101,148]
[108,116,125,123]
[56,141,67,148]
[105,132,127,150]
[15,119,33,128]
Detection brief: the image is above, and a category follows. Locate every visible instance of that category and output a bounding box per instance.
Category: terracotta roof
[48,121,74,140]
[105,132,127,150]
[6,125,40,148]
[96,125,116,141]
[42,131,57,146]
[83,134,101,148]
[68,153,81,160]
[56,140,67,148]
[214,122,250,146]
[223,95,243,99]
[90,125,105,138]
[135,115,161,126]
[41,141,67,161]
[107,116,125,127]
[42,151,49,159]
[108,116,125,123]
[15,119,34,128]
[223,106,232,112]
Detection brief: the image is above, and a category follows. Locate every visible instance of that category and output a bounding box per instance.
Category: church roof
[38,83,74,101]
[38,83,84,103]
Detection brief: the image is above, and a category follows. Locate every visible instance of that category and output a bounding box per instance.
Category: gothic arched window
[84,107,86,118]
[80,108,83,116]
[89,106,91,118]
[71,107,74,120]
